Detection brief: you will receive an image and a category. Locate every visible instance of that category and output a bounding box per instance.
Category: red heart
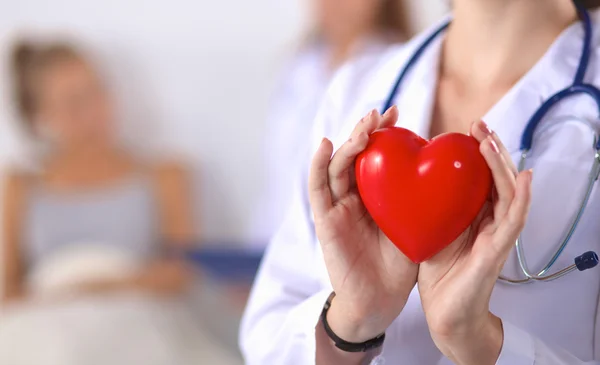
[355,127,492,263]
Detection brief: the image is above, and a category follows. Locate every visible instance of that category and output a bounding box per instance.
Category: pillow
[27,243,142,298]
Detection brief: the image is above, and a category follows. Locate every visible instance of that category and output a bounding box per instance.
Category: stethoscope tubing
[382,1,600,284]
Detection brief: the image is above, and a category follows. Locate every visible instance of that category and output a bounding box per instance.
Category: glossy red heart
[355,127,492,263]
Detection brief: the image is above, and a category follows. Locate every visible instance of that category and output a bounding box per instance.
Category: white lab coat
[251,39,389,245]
[241,13,600,365]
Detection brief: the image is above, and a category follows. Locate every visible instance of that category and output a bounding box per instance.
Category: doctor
[252,0,411,244]
[241,0,600,364]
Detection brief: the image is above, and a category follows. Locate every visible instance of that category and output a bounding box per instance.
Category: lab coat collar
[363,13,597,153]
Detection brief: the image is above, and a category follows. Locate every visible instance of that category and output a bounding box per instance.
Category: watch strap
[320,292,386,353]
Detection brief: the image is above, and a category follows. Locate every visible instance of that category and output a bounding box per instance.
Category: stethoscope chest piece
[499,118,600,284]
[575,251,599,271]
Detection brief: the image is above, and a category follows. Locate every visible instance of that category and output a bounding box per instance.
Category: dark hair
[582,0,600,9]
[377,0,412,41]
[11,41,82,129]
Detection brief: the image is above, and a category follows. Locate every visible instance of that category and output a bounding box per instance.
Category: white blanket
[0,293,242,365]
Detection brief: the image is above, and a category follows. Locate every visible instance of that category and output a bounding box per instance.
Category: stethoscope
[382,0,600,284]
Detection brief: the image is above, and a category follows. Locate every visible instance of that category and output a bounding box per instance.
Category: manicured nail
[467,121,476,136]
[488,136,500,153]
[479,120,493,135]
[491,132,505,152]
[385,105,398,118]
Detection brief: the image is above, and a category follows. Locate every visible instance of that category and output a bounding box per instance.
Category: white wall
[0,0,447,243]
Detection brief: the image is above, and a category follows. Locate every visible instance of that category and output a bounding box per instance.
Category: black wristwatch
[320,292,386,352]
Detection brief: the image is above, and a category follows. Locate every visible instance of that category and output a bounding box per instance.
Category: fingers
[349,109,381,140]
[491,132,518,176]
[327,106,397,201]
[470,121,518,176]
[469,120,493,143]
[480,136,517,221]
[493,169,533,255]
[308,138,334,217]
[328,132,370,201]
[310,106,399,210]
[348,106,398,140]
[380,105,399,129]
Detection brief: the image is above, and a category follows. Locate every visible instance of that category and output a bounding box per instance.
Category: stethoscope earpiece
[575,251,599,271]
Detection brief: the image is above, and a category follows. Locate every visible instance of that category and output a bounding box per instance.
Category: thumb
[493,169,533,257]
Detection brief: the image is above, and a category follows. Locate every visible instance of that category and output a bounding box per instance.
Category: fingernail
[385,105,398,117]
[491,132,504,150]
[528,168,533,182]
[467,121,476,136]
[488,136,500,153]
[348,137,353,143]
[479,120,493,135]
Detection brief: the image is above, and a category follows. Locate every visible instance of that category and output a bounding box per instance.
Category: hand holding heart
[308,109,532,364]
[417,122,532,365]
[309,106,419,343]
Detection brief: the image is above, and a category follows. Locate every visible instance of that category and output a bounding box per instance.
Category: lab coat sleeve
[240,54,386,364]
[496,320,600,365]
[240,45,410,364]
[239,71,337,363]
[238,165,332,364]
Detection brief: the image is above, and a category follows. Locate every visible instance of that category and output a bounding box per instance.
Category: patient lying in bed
[0,39,240,365]
[2,39,195,304]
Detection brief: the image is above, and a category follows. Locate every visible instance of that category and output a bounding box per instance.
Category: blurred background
[0,1,448,364]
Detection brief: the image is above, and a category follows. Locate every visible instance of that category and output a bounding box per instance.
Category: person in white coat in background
[251,0,412,245]
[241,0,600,364]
